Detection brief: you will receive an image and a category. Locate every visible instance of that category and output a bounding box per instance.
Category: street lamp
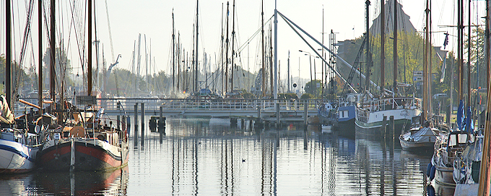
[299,50,315,97]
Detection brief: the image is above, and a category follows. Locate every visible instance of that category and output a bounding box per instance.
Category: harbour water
[0,116,446,195]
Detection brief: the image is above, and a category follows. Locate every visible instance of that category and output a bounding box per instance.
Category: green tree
[304,80,322,98]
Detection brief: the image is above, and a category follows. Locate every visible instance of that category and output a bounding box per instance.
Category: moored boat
[37,108,129,171]
[399,120,439,150]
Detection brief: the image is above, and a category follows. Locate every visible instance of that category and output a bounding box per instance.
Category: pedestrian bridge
[17,98,322,120]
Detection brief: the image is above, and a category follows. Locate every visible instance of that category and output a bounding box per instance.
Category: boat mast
[6,0,12,107]
[270,23,273,96]
[231,0,236,92]
[365,0,371,92]
[38,0,43,112]
[50,0,56,100]
[380,0,385,93]
[195,0,199,92]
[261,0,265,97]
[428,0,433,117]
[172,9,176,93]
[458,0,464,102]
[466,0,472,131]
[322,6,325,97]
[393,0,398,93]
[225,1,230,94]
[478,0,491,194]
[423,0,430,123]
[221,3,224,95]
[273,0,278,99]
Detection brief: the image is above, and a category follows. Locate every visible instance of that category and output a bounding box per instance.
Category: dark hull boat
[37,109,129,172]
[38,137,128,171]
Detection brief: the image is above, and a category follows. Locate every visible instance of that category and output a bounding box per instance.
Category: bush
[300,93,314,99]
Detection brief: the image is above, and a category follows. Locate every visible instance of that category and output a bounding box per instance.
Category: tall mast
[393,0,398,93]
[132,41,136,93]
[261,0,265,97]
[6,0,12,107]
[172,9,176,93]
[467,0,471,118]
[38,0,43,111]
[288,51,290,93]
[273,0,278,99]
[145,35,148,91]
[423,0,430,123]
[380,0,385,92]
[50,0,56,99]
[321,6,325,97]
[195,0,199,92]
[458,0,463,101]
[270,23,273,96]
[221,3,224,95]
[365,0,371,92]
[478,0,491,193]
[225,2,230,94]
[137,34,141,93]
[231,0,236,92]
[428,0,433,117]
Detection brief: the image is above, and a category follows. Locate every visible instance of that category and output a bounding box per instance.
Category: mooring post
[159,106,164,130]
[249,119,253,130]
[382,115,387,138]
[304,100,308,125]
[134,104,138,131]
[141,103,145,137]
[117,102,121,131]
[126,116,130,135]
[276,101,280,127]
[390,115,395,139]
[257,106,262,120]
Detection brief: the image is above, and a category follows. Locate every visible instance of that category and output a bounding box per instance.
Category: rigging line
[278,10,377,90]
[237,15,273,53]
[104,0,115,61]
[278,12,357,93]
[69,0,85,76]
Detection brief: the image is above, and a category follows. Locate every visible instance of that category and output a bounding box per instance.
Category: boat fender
[429,165,436,181]
[426,163,432,177]
[426,185,435,196]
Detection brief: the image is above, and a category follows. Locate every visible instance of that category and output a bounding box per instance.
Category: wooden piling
[304,100,308,125]
[276,102,280,127]
[390,116,395,139]
[141,103,145,140]
[117,102,120,130]
[382,115,387,138]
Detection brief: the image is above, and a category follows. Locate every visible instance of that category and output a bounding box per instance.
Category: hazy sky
[0,0,487,82]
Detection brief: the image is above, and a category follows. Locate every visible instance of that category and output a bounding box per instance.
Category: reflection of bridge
[17,98,321,122]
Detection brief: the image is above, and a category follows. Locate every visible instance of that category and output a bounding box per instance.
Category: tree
[304,80,322,98]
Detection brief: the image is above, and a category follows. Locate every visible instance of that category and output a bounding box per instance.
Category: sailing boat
[398,0,440,150]
[36,1,129,172]
[355,0,421,135]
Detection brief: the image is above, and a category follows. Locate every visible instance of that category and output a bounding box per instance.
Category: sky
[0,0,488,85]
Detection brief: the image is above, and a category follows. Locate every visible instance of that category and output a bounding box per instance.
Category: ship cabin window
[344,111,349,118]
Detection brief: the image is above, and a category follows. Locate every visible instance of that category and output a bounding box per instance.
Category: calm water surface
[0,116,447,195]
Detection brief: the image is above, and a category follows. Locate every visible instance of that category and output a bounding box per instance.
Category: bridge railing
[15,97,329,113]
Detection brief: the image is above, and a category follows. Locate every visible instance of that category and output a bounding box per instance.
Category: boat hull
[434,165,455,186]
[37,138,128,171]
[399,137,434,150]
[0,139,38,173]
[333,118,355,138]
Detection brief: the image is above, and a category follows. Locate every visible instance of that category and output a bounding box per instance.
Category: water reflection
[0,168,128,195]
[0,116,436,195]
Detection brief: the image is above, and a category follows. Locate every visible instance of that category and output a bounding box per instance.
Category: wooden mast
[50,0,56,100]
[365,0,371,92]
[423,0,429,123]
[88,0,93,96]
[225,1,230,94]
[6,0,12,108]
[231,0,236,92]
[221,3,224,95]
[38,0,43,112]
[393,0,397,93]
[172,9,175,93]
[195,0,199,92]
[380,0,385,93]
[261,0,265,97]
[478,0,491,194]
